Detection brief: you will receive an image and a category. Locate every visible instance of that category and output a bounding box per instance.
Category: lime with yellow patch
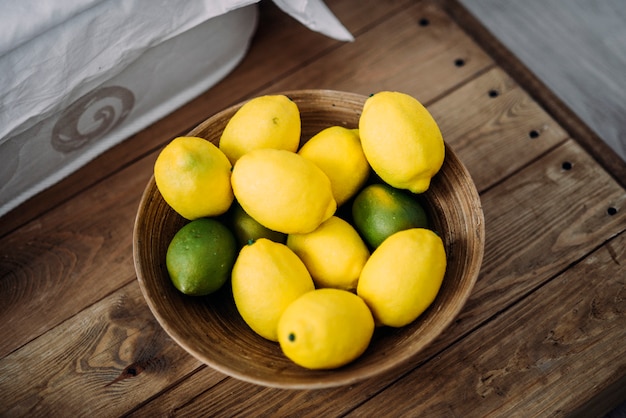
[352,182,429,249]
[277,288,375,370]
[154,136,233,220]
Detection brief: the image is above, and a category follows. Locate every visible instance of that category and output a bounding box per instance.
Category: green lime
[227,200,286,247]
[352,183,429,249]
[166,218,237,296]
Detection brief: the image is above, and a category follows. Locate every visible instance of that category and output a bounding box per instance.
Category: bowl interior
[133,90,485,389]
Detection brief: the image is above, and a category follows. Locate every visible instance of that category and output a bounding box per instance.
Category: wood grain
[458,139,626,336]
[0,154,153,357]
[0,282,206,417]
[430,67,568,191]
[266,0,493,104]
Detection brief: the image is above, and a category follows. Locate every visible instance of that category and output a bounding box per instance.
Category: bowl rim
[133,89,485,389]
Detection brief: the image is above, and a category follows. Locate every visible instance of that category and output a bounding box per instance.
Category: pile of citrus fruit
[154,91,447,370]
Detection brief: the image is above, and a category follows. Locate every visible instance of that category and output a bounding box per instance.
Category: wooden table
[2,1,625,416]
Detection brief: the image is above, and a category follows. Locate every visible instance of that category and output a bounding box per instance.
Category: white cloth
[0,0,353,142]
[0,0,353,217]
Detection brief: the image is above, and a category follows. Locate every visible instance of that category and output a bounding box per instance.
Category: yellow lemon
[359,91,445,193]
[287,216,369,291]
[219,94,301,164]
[231,238,315,341]
[277,288,374,369]
[154,136,233,220]
[231,148,336,234]
[357,228,446,327]
[298,126,370,206]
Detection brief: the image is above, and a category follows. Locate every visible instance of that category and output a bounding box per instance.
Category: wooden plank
[127,140,626,416]
[347,231,626,417]
[429,66,568,191]
[0,282,211,417]
[571,374,626,418]
[266,0,493,104]
[458,139,626,337]
[125,364,245,417]
[0,153,155,358]
[0,0,413,238]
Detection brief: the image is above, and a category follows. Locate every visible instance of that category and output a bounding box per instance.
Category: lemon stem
[288,333,296,342]
[247,239,255,246]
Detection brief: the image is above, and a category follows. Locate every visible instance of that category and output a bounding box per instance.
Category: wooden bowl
[133,90,485,389]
